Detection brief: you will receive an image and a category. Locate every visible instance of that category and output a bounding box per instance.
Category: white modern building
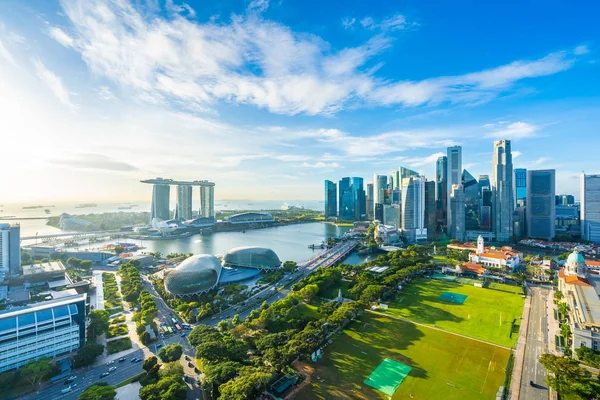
[373,174,388,205]
[375,224,400,245]
[492,140,514,242]
[0,290,87,372]
[401,176,427,241]
[0,224,21,277]
[581,173,600,243]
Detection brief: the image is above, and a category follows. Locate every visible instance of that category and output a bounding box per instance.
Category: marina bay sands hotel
[141,178,215,222]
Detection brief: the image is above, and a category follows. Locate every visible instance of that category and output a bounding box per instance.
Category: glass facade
[527,169,556,240]
[581,174,600,243]
[435,156,448,235]
[462,170,479,231]
[338,177,366,221]
[0,294,86,372]
[164,254,222,297]
[324,180,337,218]
[514,168,527,207]
[151,184,171,222]
[175,185,193,220]
[200,185,215,220]
[223,246,281,270]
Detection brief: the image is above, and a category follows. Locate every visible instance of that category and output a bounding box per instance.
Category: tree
[140,376,186,400]
[143,356,158,372]
[80,260,93,270]
[202,361,242,392]
[74,342,105,368]
[298,284,319,302]
[159,362,184,379]
[21,357,53,388]
[140,330,151,345]
[88,309,110,339]
[158,343,183,363]
[67,257,82,267]
[539,354,591,395]
[218,371,271,400]
[360,285,385,304]
[561,323,572,341]
[114,245,125,255]
[21,251,32,264]
[554,290,564,303]
[188,324,221,347]
[231,314,240,325]
[78,382,116,400]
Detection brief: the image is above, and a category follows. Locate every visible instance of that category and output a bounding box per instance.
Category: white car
[108,366,117,372]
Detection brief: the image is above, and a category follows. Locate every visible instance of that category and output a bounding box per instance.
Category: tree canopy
[78,382,116,400]
[158,343,183,363]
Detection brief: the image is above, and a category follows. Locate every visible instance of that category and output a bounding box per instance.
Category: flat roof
[140,178,215,186]
[0,292,86,318]
[575,280,600,328]
[22,261,65,276]
[368,266,390,274]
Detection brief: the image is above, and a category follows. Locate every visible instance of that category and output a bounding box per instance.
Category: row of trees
[539,353,600,398]
[118,262,143,302]
[133,290,158,345]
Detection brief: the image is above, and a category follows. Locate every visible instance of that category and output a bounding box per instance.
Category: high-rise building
[324,180,337,218]
[373,175,388,205]
[492,140,514,242]
[425,180,437,240]
[200,185,215,219]
[338,177,351,219]
[151,183,171,222]
[390,170,400,190]
[462,170,479,231]
[513,206,527,239]
[478,175,491,196]
[514,168,527,207]
[338,177,365,221]
[401,176,427,241]
[449,184,465,241]
[557,194,575,206]
[0,291,87,372]
[527,170,556,240]
[366,183,374,220]
[374,203,384,222]
[399,166,419,180]
[383,204,401,228]
[480,187,493,232]
[446,146,462,229]
[0,224,20,276]
[581,174,600,243]
[175,185,193,220]
[435,156,448,235]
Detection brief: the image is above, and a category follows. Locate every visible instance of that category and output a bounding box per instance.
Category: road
[23,350,145,400]
[198,240,358,327]
[519,286,551,400]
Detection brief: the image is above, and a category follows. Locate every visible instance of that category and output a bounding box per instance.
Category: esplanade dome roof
[567,251,585,266]
[222,246,281,270]
[164,254,222,296]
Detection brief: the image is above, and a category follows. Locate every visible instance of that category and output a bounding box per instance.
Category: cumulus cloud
[574,45,590,55]
[484,121,538,139]
[48,0,581,116]
[33,58,78,111]
[402,152,446,168]
[301,161,341,168]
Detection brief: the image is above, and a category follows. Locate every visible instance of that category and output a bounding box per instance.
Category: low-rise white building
[374,224,399,245]
[558,250,600,351]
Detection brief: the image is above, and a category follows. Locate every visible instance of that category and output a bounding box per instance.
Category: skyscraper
[175,185,193,220]
[383,204,401,228]
[352,177,366,220]
[324,180,337,218]
[424,180,437,240]
[0,224,20,276]
[366,183,374,220]
[462,170,479,231]
[373,175,388,205]
[492,140,514,242]
[390,170,400,190]
[527,169,556,240]
[200,185,215,219]
[401,176,427,241]
[338,177,351,219]
[514,168,527,207]
[581,173,600,243]
[480,187,493,231]
[435,156,448,235]
[151,183,171,222]
[449,184,465,241]
[446,146,462,229]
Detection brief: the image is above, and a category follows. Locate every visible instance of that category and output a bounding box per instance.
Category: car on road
[187,362,193,368]
[118,357,126,362]
[65,376,76,383]
[106,360,115,365]
[108,367,117,372]
[530,380,535,387]
[194,367,200,374]
[61,386,73,394]
[101,372,109,378]
[181,333,186,338]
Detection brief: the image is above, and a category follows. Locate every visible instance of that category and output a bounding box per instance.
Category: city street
[519,286,551,400]
[23,350,145,400]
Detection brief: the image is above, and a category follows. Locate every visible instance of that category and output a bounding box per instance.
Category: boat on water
[44,209,51,214]
[118,205,134,210]
[23,205,44,209]
[75,203,97,208]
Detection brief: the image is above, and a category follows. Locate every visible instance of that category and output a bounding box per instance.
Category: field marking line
[369,310,512,350]
[455,344,469,372]
[480,347,496,393]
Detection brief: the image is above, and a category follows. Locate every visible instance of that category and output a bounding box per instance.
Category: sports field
[295,313,510,400]
[385,277,524,347]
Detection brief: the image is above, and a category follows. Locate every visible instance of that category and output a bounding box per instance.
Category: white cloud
[485,121,538,139]
[33,58,78,111]
[49,1,580,116]
[48,27,74,47]
[248,0,269,13]
[512,151,522,159]
[96,86,117,101]
[8,32,25,43]
[301,161,341,168]
[402,152,445,168]
[574,45,590,55]
[0,37,16,66]
[341,17,356,30]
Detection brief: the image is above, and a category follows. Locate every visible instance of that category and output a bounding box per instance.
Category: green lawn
[321,280,354,300]
[297,303,320,320]
[296,313,510,400]
[384,278,524,347]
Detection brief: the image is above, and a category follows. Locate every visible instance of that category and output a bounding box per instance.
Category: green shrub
[107,324,129,338]
[107,338,132,354]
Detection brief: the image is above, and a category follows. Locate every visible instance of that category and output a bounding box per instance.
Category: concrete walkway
[510,286,532,400]
[93,270,105,310]
[368,310,512,350]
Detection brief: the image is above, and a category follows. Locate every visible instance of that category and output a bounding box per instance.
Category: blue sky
[1,0,599,202]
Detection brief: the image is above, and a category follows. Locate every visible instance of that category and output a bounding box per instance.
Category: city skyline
[1,1,600,203]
